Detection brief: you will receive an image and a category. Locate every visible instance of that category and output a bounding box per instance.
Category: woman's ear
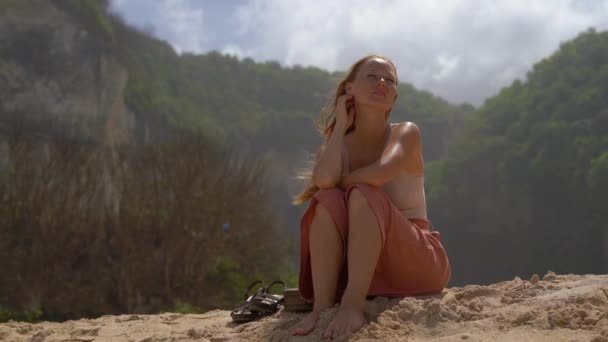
[345,82,353,95]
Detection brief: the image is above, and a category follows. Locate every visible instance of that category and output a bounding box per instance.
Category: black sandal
[230,280,265,323]
[249,280,285,315]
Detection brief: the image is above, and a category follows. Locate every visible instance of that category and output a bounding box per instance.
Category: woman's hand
[335,95,355,134]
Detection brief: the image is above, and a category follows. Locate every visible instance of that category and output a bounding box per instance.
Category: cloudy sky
[109,0,608,105]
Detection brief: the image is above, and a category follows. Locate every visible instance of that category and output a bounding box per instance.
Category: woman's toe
[323,324,334,339]
[339,323,348,337]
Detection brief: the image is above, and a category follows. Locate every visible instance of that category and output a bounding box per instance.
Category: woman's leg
[324,187,383,339]
[292,202,344,336]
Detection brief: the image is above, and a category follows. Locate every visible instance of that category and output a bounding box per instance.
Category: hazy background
[0,0,606,323]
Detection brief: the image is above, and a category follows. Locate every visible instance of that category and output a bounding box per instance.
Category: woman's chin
[357,100,391,113]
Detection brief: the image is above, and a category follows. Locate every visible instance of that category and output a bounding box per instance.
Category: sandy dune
[1,272,607,341]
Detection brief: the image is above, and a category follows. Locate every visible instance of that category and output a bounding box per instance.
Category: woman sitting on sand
[291,55,451,339]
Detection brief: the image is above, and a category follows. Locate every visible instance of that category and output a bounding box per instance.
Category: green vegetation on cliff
[428,28,608,285]
[54,0,472,157]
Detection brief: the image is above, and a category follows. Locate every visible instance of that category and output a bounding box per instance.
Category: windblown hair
[293,55,398,205]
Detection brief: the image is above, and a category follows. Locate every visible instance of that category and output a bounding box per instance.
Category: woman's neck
[350,108,389,149]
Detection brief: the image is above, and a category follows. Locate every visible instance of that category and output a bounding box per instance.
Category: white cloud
[433,54,460,81]
[221,44,248,59]
[109,0,206,53]
[157,0,205,53]
[231,0,608,104]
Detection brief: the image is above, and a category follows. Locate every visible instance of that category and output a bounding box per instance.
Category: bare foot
[323,306,367,339]
[291,311,321,336]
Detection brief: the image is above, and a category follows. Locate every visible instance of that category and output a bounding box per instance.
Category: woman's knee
[311,187,345,223]
[310,202,343,245]
[315,187,344,202]
[311,202,333,226]
[347,185,374,214]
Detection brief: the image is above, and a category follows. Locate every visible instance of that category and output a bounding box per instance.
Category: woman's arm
[312,121,347,189]
[340,122,423,188]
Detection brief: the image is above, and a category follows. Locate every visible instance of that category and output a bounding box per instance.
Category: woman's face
[346,58,398,113]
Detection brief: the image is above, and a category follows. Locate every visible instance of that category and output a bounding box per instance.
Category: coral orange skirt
[298,184,451,302]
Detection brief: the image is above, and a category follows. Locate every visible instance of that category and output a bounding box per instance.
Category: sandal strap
[263,280,285,294]
[243,280,264,300]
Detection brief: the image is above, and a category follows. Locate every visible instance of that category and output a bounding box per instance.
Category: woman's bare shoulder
[390,121,419,129]
[388,122,424,174]
[390,122,421,140]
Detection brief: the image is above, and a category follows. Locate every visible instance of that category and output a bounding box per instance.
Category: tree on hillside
[428,28,608,285]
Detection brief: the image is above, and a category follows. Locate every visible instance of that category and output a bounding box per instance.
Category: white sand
[1,272,607,342]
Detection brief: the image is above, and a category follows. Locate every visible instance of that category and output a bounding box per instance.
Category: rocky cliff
[0,0,133,147]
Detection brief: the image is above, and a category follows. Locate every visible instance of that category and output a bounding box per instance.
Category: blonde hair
[293,55,398,205]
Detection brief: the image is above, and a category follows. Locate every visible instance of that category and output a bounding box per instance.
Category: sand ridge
[1,272,607,341]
